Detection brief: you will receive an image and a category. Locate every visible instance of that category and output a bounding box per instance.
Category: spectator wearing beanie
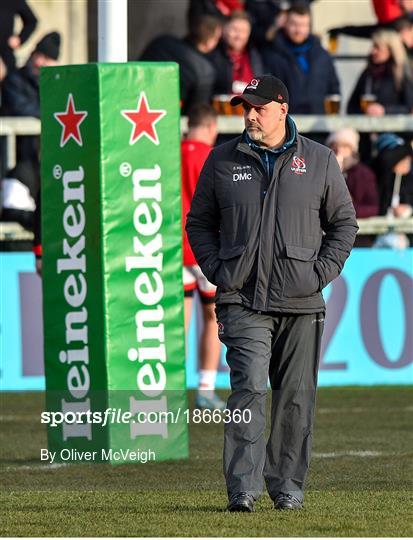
[1,31,61,207]
[326,128,379,219]
[1,31,61,118]
[207,10,263,95]
[372,133,413,217]
[347,29,413,115]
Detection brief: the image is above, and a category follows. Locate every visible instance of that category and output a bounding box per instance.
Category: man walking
[186,75,358,512]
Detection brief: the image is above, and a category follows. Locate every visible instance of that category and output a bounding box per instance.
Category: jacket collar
[243,115,297,155]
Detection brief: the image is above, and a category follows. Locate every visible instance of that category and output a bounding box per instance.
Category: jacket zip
[236,144,269,311]
[263,160,281,311]
[236,142,296,311]
[263,153,294,310]
[262,153,293,311]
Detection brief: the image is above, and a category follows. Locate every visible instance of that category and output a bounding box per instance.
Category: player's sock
[197,370,226,410]
[198,369,217,395]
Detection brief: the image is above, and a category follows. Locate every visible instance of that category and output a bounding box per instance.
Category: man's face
[370,41,391,64]
[224,18,251,52]
[330,141,354,159]
[32,52,58,72]
[284,13,311,44]
[399,0,413,13]
[243,101,287,144]
[205,27,222,53]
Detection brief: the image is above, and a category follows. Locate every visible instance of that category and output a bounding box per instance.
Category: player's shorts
[183,265,216,303]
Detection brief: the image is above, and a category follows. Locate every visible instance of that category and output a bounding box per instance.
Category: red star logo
[54,94,88,147]
[121,92,166,146]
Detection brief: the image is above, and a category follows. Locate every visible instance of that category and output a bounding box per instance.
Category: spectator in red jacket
[208,10,263,95]
[327,2,412,44]
[327,127,379,219]
[372,0,403,24]
[187,0,245,25]
[181,104,224,411]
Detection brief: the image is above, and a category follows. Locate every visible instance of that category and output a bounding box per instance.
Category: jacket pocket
[215,244,248,291]
[282,244,320,298]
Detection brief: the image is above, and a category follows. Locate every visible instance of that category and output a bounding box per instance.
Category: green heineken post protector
[40,63,188,463]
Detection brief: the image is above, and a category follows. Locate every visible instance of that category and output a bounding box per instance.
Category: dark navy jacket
[186,117,358,313]
[262,32,340,114]
[1,60,40,117]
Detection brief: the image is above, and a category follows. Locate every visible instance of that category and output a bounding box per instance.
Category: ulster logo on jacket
[291,156,307,175]
[186,116,358,314]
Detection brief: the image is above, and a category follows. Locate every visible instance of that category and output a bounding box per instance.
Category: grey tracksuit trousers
[216,303,324,503]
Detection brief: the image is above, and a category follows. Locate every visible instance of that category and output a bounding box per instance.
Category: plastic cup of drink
[324,94,341,115]
[360,94,377,114]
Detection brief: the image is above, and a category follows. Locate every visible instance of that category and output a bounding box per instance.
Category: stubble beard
[246,127,264,142]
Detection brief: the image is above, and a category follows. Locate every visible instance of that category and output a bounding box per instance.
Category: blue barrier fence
[1,249,412,391]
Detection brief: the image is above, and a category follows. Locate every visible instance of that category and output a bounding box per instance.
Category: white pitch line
[3,463,68,471]
[313,451,383,458]
[0,415,40,421]
[317,406,413,414]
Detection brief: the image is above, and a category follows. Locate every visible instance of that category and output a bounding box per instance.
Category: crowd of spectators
[1,0,412,247]
[139,0,413,117]
[145,0,413,240]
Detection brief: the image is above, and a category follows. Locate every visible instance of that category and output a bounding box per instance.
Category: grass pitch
[1,387,412,537]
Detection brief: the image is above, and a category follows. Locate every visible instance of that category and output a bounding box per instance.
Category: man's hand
[393,204,413,218]
[8,35,21,49]
[366,103,385,116]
